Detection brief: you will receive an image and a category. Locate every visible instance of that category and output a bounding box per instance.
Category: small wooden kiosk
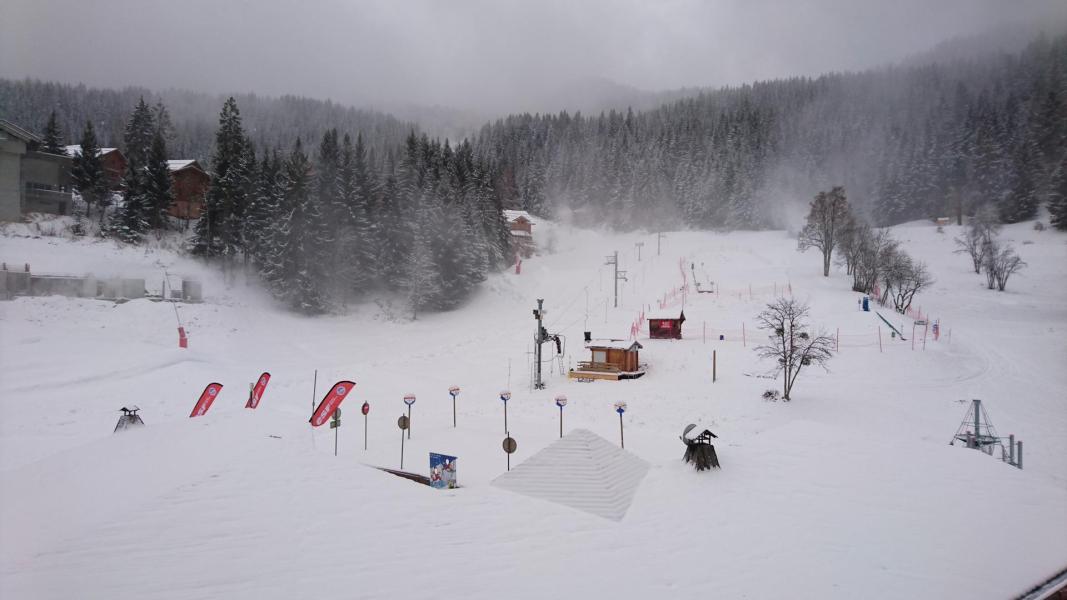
[569,339,646,381]
[648,310,685,339]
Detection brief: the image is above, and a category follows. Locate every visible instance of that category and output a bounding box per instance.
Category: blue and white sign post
[449,386,460,428]
[403,394,416,439]
[500,390,511,434]
[555,394,568,438]
[615,401,628,448]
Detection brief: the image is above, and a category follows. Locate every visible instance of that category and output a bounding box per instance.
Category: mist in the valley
[2,0,1065,122]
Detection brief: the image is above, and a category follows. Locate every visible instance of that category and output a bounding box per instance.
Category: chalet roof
[166,160,200,172]
[503,209,535,224]
[0,119,42,144]
[647,309,686,321]
[65,145,121,158]
[586,339,643,351]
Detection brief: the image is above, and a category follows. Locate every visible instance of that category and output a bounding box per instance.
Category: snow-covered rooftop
[585,339,642,351]
[510,230,531,238]
[166,160,197,172]
[647,309,685,320]
[492,429,649,520]
[64,145,119,157]
[503,209,534,224]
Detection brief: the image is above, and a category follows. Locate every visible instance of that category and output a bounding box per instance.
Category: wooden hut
[568,339,646,381]
[648,310,685,339]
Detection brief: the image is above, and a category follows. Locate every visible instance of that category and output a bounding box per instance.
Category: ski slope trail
[1,219,1065,599]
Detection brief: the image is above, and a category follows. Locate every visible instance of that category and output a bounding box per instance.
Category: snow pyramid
[492,429,649,521]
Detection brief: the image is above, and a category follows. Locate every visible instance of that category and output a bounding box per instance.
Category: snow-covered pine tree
[246,150,283,267]
[261,139,329,314]
[333,133,377,298]
[122,97,155,167]
[192,97,250,259]
[402,193,444,319]
[41,110,67,155]
[70,121,109,223]
[109,160,149,243]
[107,99,157,242]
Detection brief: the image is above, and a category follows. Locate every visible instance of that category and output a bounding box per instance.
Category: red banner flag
[245,372,271,409]
[310,381,356,427]
[189,383,224,418]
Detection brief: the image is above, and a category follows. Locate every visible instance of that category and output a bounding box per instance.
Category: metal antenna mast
[605,251,628,308]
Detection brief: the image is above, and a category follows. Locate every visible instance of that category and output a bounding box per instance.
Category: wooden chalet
[503,209,535,258]
[568,339,646,381]
[65,145,127,190]
[648,310,685,339]
[166,160,210,220]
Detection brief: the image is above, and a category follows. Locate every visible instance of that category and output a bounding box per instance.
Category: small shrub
[762,389,780,402]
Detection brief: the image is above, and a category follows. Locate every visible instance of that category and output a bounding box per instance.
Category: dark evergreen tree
[70,121,109,222]
[41,110,66,155]
[192,97,251,259]
[143,128,175,231]
[261,139,329,314]
[123,97,155,167]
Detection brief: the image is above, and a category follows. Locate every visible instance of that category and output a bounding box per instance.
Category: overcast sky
[3,0,1065,115]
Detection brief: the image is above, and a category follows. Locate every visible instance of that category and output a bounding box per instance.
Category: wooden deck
[568,362,647,381]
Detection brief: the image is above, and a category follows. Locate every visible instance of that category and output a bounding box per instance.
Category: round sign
[555,395,568,408]
[449,386,460,396]
[398,415,409,430]
[500,390,511,402]
[335,385,347,395]
[361,402,370,416]
[502,436,517,454]
[332,407,342,418]
[614,401,627,414]
[403,394,416,406]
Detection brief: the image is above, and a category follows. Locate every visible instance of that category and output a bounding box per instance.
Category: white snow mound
[492,428,649,521]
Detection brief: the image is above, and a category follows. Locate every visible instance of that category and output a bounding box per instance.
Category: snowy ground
[1,218,1065,599]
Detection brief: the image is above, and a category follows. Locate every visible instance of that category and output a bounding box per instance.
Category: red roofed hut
[648,310,685,339]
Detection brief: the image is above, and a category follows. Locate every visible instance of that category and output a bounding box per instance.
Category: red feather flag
[310,381,356,427]
[189,383,224,417]
[245,372,271,409]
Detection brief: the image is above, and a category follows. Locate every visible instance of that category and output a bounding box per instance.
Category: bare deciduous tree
[798,186,851,277]
[754,298,835,401]
[891,259,933,313]
[954,203,1001,274]
[851,228,896,294]
[982,239,1026,291]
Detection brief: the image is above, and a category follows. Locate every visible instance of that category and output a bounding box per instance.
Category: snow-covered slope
[1,219,1065,599]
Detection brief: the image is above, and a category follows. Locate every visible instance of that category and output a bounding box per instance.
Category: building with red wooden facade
[166,160,209,220]
[65,145,126,190]
[648,310,686,339]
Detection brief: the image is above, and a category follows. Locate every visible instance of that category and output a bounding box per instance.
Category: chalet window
[592,350,608,363]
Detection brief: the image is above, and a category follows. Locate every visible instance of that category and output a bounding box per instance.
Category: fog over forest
[3,0,1066,117]
[1,1,1066,313]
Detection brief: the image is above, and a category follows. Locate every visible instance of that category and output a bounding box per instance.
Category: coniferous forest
[474,34,1067,229]
[2,32,1065,315]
